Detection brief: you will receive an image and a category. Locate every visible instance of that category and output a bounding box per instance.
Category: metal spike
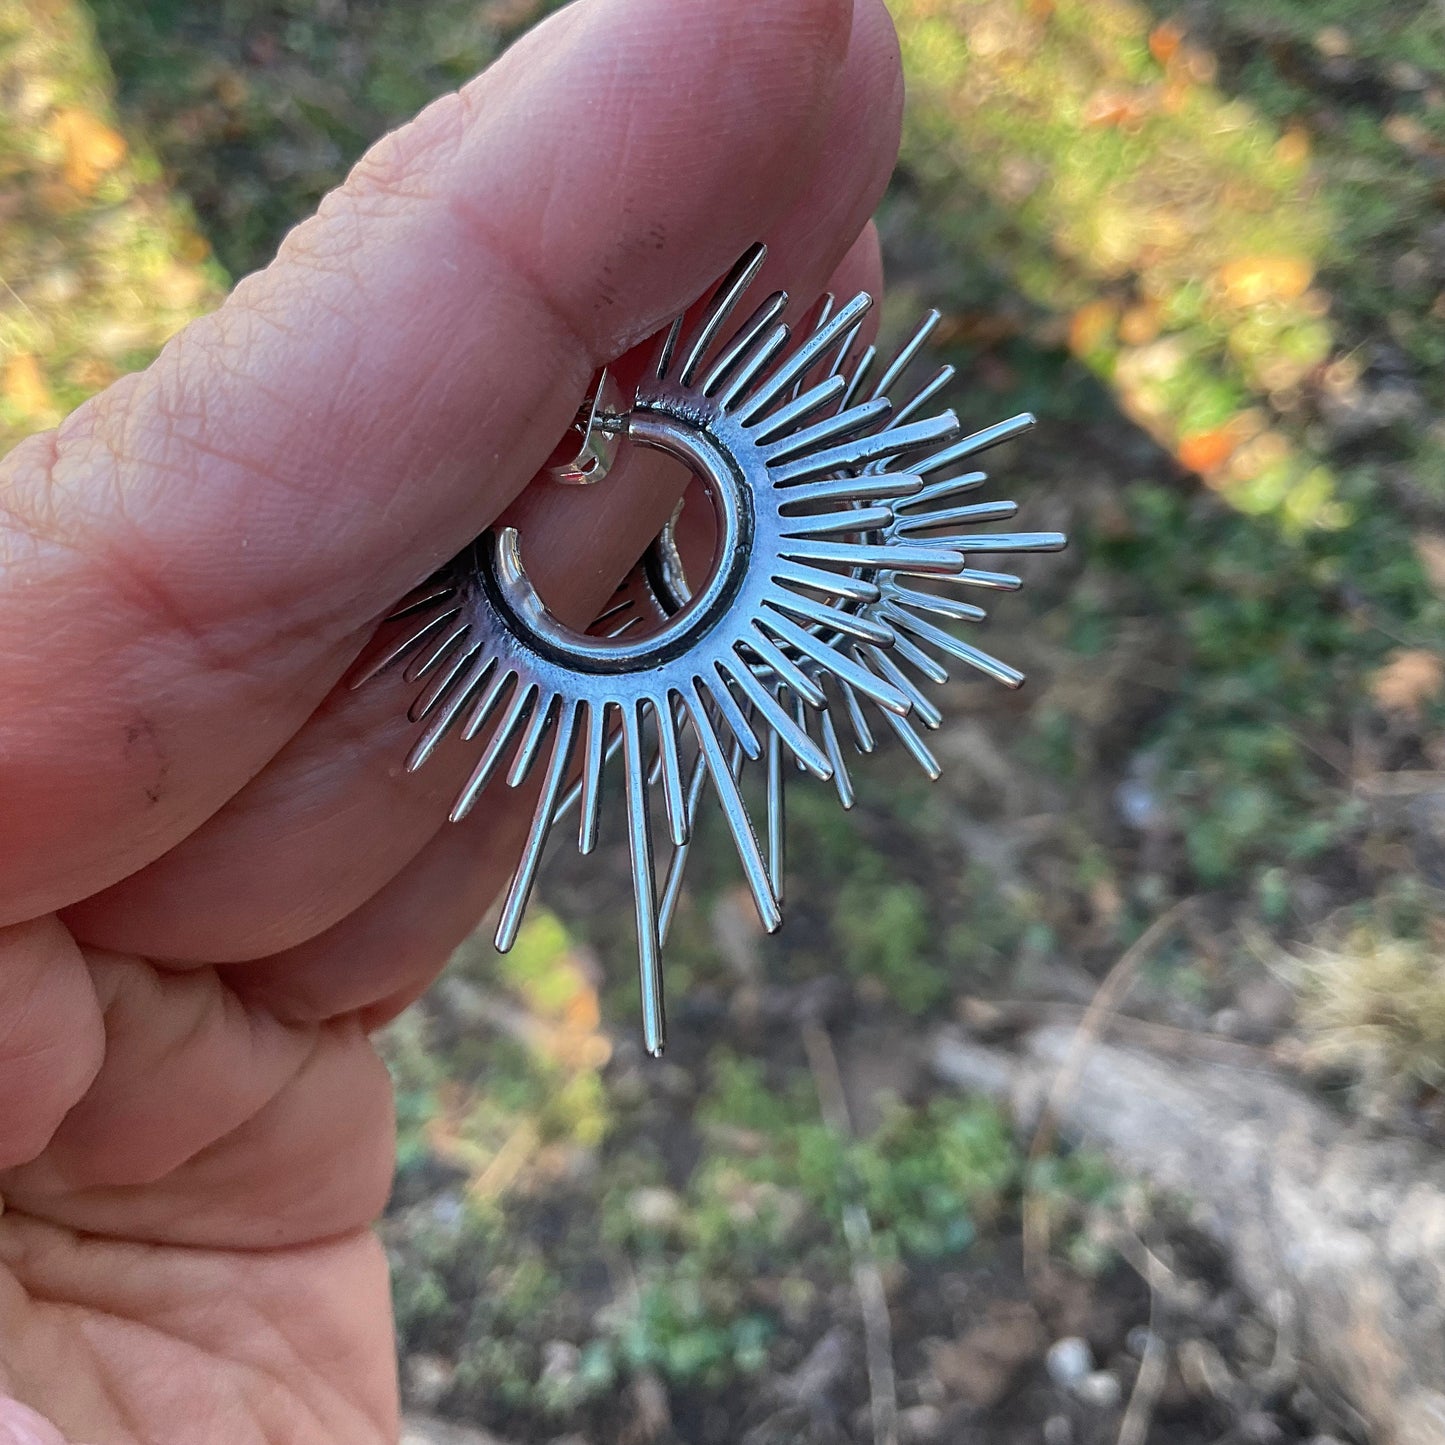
[687,683,781,933]
[762,611,910,716]
[405,657,493,771]
[723,661,832,778]
[945,531,1067,554]
[350,607,459,689]
[451,682,537,820]
[701,291,789,396]
[652,694,690,849]
[404,621,469,684]
[760,391,887,458]
[716,323,791,413]
[735,292,872,425]
[621,702,666,1057]
[679,244,769,387]
[507,691,557,788]
[495,701,581,953]
[869,309,941,403]
[762,589,895,647]
[409,641,482,723]
[743,624,828,709]
[578,700,609,855]
[914,413,1036,474]
[768,410,959,485]
[894,499,1019,535]
[750,373,851,446]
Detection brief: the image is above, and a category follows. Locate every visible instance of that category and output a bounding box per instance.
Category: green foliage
[574,1059,1024,1395]
[693,1055,1018,1264]
[856,1100,1018,1258]
[0,0,225,453]
[836,876,945,1013]
[602,1273,773,1388]
[389,1197,546,1351]
[1027,1148,1122,1275]
[495,910,577,1014]
[85,0,568,278]
[1094,478,1437,889]
[785,786,951,1011]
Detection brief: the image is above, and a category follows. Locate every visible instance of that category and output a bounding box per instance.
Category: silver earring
[362,244,1065,1056]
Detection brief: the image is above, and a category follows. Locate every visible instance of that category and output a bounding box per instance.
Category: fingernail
[0,1398,66,1445]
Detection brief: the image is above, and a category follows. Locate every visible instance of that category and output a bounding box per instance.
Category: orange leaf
[1082,87,1151,128]
[3,353,53,415]
[1068,299,1118,357]
[49,107,127,196]
[1217,255,1315,307]
[1274,127,1312,168]
[1149,20,1184,65]
[1118,301,1163,346]
[1177,426,1236,474]
[177,230,212,265]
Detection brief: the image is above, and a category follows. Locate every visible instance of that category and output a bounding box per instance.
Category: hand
[0,0,902,1440]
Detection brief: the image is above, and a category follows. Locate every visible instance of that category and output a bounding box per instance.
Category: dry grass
[1291,914,1445,1100]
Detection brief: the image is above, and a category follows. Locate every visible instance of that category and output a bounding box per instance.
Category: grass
[1291,888,1445,1100]
[0,0,224,449]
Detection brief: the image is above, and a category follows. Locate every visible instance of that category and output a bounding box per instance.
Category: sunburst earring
[362,244,1062,1056]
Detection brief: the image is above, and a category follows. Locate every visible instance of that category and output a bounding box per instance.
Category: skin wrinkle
[8,1014,396,1249]
[44,967,319,1191]
[78,340,399,669]
[65,669,474,965]
[0,921,104,1171]
[140,262,581,630]
[68,1330,163,1445]
[44,1285,318,1445]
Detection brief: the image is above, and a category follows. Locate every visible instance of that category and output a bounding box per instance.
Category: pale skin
[0,0,902,1439]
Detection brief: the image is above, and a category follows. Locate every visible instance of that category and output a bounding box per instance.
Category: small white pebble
[1126,1325,1157,1358]
[628,1186,683,1231]
[1046,1337,1094,1389]
[1075,1371,1123,1409]
[1043,1414,1073,1445]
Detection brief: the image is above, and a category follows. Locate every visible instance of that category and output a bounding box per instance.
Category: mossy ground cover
[3,0,1442,1438]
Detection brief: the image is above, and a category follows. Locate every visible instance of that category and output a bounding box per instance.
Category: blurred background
[2,1,1444,1442]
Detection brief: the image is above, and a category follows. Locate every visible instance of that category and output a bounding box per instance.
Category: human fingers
[66,6,904,963]
[0,0,857,924]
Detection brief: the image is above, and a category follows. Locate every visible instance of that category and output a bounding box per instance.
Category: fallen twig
[802,1019,899,1445]
[929,1023,1445,1445]
[1022,902,1193,1279]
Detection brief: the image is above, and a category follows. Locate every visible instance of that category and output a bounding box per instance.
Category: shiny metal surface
[365,244,983,1056]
